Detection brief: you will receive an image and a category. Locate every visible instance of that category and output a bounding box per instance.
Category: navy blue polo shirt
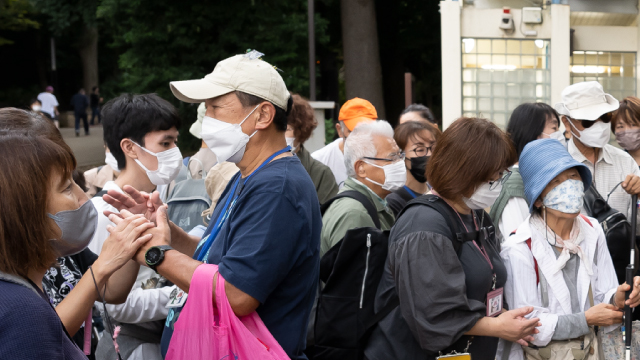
[161,155,321,359]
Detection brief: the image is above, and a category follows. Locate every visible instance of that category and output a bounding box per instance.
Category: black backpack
[582,184,636,284]
[313,191,395,360]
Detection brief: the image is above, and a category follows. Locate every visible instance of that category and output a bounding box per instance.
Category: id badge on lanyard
[472,217,503,317]
[436,340,472,360]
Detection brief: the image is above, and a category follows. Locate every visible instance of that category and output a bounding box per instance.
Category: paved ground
[59,124,105,171]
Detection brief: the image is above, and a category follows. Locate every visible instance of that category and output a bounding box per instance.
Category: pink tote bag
[165,264,290,360]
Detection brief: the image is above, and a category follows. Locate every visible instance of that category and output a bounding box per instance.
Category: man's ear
[561,115,571,130]
[335,123,343,138]
[354,159,367,178]
[534,198,543,209]
[254,102,276,130]
[120,138,138,160]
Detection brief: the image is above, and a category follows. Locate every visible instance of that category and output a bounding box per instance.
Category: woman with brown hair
[285,93,339,203]
[386,121,441,216]
[0,108,155,359]
[364,117,540,360]
[612,96,640,166]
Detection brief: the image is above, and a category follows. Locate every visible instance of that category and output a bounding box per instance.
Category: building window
[461,38,551,129]
[571,51,636,101]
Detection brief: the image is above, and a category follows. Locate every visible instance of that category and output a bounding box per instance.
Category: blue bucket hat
[519,138,592,212]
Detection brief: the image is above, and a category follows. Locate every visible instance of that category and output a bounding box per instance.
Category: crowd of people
[3,50,640,360]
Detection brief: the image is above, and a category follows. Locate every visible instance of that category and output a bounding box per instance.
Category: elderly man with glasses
[320,120,404,256]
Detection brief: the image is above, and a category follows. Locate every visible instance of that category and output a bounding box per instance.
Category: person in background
[386,121,440,216]
[365,117,539,360]
[312,97,377,187]
[91,93,183,360]
[84,146,121,197]
[320,120,400,256]
[71,88,90,137]
[398,103,436,124]
[38,85,60,127]
[0,108,155,359]
[90,86,103,125]
[491,102,561,242]
[498,138,640,359]
[30,98,43,114]
[286,93,339,204]
[612,96,640,167]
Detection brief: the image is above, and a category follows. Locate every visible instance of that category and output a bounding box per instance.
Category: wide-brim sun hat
[519,138,592,212]
[554,81,619,121]
[170,50,290,112]
[189,102,206,139]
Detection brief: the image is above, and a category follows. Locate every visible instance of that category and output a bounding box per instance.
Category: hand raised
[103,185,163,224]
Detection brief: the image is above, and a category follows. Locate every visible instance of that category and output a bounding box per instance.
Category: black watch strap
[146,245,174,272]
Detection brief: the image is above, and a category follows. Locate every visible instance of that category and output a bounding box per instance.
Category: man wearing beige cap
[556,81,640,281]
[312,97,377,187]
[105,51,322,359]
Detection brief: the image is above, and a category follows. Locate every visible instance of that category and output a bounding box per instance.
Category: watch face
[146,248,162,265]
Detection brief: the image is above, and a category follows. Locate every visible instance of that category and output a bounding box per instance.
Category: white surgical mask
[132,141,183,185]
[463,182,501,210]
[286,136,296,150]
[201,105,259,164]
[568,119,610,148]
[32,105,42,112]
[364,160,407,191]
[105,152,120,171]
[543,179,584,214]
[543,130,565,143]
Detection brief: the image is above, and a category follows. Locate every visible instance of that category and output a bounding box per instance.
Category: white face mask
[105,152,120,171]
[568,119,610,148]
[364,160,407,191]
[32,105,42,112]
[543,179,584,214]
[543,130,565,143]
[463,182,502,210]
[201,105,259,164]
[286,136,296,150]
[132,141,183,185]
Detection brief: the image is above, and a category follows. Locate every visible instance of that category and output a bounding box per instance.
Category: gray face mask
[47,200,98,256]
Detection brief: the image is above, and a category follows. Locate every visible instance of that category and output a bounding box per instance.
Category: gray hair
[344,120,395,177]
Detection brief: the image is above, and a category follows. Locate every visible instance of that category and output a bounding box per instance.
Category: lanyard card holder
[436,340,472,360]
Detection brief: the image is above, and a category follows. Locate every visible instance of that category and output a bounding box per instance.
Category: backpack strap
[525,239,539,285]
[320,190,381,229]
[398,194,465,253]
[579,214,593,227]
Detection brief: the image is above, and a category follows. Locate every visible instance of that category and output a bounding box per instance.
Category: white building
[441,0,639,129]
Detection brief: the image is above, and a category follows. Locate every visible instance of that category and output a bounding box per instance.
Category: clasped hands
[102,185,172,267]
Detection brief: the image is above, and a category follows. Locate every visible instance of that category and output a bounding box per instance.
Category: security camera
[500,7,514,31]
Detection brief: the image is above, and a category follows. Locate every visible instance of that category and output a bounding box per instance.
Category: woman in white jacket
[498,138,640,359]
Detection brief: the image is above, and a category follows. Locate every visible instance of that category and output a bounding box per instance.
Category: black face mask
[408,156,429,183]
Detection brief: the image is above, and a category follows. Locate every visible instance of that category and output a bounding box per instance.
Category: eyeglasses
[488,170,512,190]
[580,112,612,128]
[408,146,433,157]
[363,152,405,163]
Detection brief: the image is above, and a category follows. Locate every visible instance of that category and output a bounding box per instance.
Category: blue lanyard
[195,146,291,261]
[404,185,419,199]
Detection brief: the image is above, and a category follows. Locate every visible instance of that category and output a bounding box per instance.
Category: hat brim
[170,79,235,104]
[556,94,619,121]
[342,117,375,131]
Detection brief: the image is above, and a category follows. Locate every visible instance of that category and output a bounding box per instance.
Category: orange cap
[338,97,377,131]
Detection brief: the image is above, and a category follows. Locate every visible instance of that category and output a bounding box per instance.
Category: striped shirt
[568,138,640,232]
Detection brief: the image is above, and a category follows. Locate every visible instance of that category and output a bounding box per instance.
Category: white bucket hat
[189,102,206,139]
[554,81,619,121]
[170,51,290,112]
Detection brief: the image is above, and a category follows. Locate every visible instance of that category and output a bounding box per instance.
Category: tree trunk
[77,25,98,95]
[340,0,386,118]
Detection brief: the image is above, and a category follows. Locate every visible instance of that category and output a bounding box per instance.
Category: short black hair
[235,91,290,132]
[29,98,41,106]
[92,86,98,92]
[102,93,182,169]
[401,103,436,123]
[506,102,559,158]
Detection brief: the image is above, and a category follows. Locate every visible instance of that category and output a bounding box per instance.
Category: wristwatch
[145,245,174,272]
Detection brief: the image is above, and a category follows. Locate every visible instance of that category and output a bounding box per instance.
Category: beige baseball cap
[170,52,290,111]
